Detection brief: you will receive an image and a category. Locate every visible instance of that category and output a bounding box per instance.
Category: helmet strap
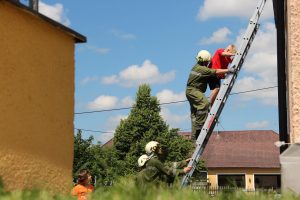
[148,153,156,159]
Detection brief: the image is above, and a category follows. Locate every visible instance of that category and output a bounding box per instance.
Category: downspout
[29,0,39,12]
[273,0,289,153]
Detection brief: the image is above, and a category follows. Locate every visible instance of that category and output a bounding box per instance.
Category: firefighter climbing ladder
[181,0,267,187]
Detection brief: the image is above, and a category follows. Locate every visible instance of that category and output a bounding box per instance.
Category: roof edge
[4,0,86,43]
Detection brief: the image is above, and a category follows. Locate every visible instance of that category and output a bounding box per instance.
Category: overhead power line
[75,85,277,134]
[75,85,278,115]
[230,86,277,95]
[75,127,191,134]
[75,128,114,134]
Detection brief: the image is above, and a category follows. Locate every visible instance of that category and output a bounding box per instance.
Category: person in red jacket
[208,44,237,105]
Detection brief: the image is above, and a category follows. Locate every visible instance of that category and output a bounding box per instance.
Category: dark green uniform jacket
[186,62,216,92]
[135,156,187,187]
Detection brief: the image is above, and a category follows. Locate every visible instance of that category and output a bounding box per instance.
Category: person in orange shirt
[71,169,94,200]
[208,44,237,105]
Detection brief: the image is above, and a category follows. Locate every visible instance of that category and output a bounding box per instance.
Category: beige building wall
[0,1,75,193]
[207,168,280,190]
[287,0,300,143]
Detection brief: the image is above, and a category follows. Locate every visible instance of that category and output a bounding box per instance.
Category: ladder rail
[181,0,267,187]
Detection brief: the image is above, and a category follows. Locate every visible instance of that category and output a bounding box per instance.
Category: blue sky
[21,0,278,144]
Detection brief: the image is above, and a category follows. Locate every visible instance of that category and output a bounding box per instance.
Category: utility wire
[75,127,192,134]
[75,85,278,133]
[75,128,114,134]
[75,85,278,115]
[230,85,277,95]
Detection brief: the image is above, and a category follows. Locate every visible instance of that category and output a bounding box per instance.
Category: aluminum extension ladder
[181,0,267,187]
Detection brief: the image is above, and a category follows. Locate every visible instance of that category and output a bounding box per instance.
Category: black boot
[195,129,201,141]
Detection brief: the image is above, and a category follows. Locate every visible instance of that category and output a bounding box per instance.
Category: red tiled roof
[180,130,280,168]
[103,130,280,168]
[102,138,113,148]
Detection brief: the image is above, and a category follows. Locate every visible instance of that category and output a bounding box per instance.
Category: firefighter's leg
[194,92,209,140]
[186,89,197,141]
[190,112,196,141]
[186,89,209,141]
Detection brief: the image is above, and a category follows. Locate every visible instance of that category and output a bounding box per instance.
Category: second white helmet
[138,154,150,167]
[145,141,160,154]
[196,50,211,62]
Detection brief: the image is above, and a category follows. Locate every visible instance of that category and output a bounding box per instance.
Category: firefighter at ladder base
[135,141,191,188]
[185,50,235,141]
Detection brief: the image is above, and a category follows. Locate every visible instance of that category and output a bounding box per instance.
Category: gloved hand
[228,67,237,73]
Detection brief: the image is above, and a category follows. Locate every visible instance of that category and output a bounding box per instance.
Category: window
[218,174,245,188]
[199,171,208,181]
[254,174,281,189]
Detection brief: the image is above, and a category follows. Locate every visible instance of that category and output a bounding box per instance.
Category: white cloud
[160,108,189,128]
[39,1,70,26]
[197,0,273,21]
[106,115,128,130]
[86,45,110,54]
[233,77,278,106]
[111,30,136,40]
[86,96,134,110]
[243,52,277,80]
[101,60,176,87]
[87,95,118,110]
[80,76,99,85]
[77,45,110,55]
[101,75,119,84]
[245,120,270,129]
[156,90,186,104]
[200,27,232,45]
[232,22,278,106]
[120,96,135,107]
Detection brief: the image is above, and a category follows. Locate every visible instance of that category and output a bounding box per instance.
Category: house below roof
[181,130,281,190]
[0,0,86,193]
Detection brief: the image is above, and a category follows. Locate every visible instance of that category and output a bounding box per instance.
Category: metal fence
[191,182,280,196]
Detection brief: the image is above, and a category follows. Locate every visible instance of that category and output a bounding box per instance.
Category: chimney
[29,0,39,12]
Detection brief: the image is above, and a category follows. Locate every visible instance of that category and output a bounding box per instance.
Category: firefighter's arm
[153,159,176,177]
[215,69,228,75]
[221,51,235,57]
[173,158,191,169]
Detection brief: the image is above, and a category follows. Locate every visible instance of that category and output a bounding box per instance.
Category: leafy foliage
[73,84,201,182]
[113,84,193,176]
[73,130,109,185]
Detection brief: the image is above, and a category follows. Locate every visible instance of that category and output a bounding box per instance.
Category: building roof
[102,138,114,148]
[182,130,280,169]
[4,0,86,43]
[104,130,280,169]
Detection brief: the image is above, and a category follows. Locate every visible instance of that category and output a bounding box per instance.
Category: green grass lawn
[0,178,299,200]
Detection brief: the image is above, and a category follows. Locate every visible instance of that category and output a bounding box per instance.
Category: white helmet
[138,154,150,167]
[145,141,160,154]
[196,50,211,62]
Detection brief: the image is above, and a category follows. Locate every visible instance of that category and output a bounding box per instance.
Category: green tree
[73,130,94,177]
[113,84,193,176]
[73,130,108,185]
